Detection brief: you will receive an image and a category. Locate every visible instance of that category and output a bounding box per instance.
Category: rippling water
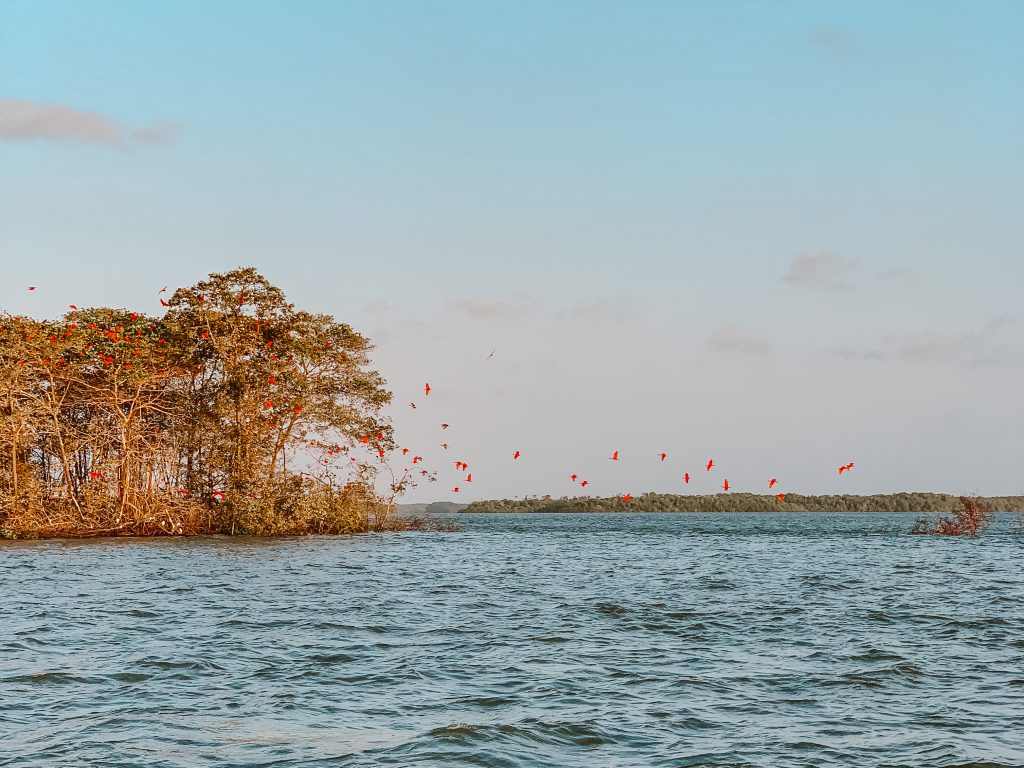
[2,512,1023,767]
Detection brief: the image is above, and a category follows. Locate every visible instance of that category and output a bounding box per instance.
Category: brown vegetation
[1,268,436,538]
[910,496,994,536]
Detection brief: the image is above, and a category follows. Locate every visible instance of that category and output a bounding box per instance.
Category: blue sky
[2,0,1022,500]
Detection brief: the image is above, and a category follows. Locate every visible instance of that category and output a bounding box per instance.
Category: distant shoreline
[459,493,1024,515]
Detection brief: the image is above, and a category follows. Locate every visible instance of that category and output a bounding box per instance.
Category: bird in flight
[486,350,495,360]
[424,383,431,396]
[609,451,619,461]
[160,299,170,307]
[722,479,730,492]
[683,472,690,484]
[706,459,714,471]
[409,402,417,409]
[570,474,578,482]
[465,474,472,483]
[768,478,778,489]
[452,487,460,493]
[838,462,854,475]
[580,480,589,488]
[69,304,77,310]
[441,423,449,430]
[159,286,168,294]
[513,450,520,460]
[659,453,667,462]
[27,286,36,291]
[441,443,448,450]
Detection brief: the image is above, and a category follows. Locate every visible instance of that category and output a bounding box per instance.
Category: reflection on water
[2,513,1023,767]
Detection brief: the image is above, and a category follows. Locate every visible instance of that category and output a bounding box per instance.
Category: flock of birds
[390,379,855,502]
[18,284,857,503]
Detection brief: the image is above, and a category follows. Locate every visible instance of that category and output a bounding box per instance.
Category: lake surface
[2,512,1023,768]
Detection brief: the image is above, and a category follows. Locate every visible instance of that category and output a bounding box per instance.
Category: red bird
[27,286,36,291]
[777,493,786,501]
[401,448,410,455]
[264,399,273,409]
[452,487,460,493]
[570,474,578,482]
[768,478,778,489]
[425,383,431,396]
[268,375,276,384]
[610,451,619,461]
[581,480,589,488]
[623,493,632,502]
[513,451,520,460]
[706,459,714,471]
[465,474,472,483]
[360,436,370,443]
[683,472,690,484]
[659,453,667,462]
[441,423,449,430]
[69,304,77,310]
[160,299,170,307]
[722,479,730,492]
[409,402,417,409]
[412,456,422,464]
[159,286,168,294]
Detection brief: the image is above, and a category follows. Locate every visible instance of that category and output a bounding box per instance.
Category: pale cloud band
[0,97,178,147]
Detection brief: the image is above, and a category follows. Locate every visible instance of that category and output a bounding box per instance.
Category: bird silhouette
[706,459,714,471]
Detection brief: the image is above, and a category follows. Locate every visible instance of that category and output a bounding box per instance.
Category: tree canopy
[0,267,422,537]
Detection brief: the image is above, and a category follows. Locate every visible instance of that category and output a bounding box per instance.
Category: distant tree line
[464,493,1024,515]
[0,268,427,538]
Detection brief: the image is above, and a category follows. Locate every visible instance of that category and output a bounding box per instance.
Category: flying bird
[683,472,690,484]
[722,479,730,492]
[610,451,619,461]
[768,478,778,489]
[69,304,77,310]
[580,480,589,488]
[486,350,495,360]
[513,451,520,460]
[441,423,449,430]
[452,487,460,493]
[424,383,431,396]
[570,474,578,482]
[659,453,667,462]
[160,299,170,307]
[706,459,714,471]
[159,286,168,294]
[465,474,472,483]
[409,402,417,409]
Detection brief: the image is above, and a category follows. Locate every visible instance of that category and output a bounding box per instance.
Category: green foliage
[0,267,422,538]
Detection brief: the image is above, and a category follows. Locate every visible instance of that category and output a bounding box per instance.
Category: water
[2,512,1023,768]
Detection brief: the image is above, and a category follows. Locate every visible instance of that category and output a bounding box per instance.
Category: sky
[1,0,1022,501]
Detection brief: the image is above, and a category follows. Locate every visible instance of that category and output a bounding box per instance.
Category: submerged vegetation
[911,496,995,536]
[465,492,1024,516]
[0,268,439,539]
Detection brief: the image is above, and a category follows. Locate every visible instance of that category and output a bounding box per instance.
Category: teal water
[2,512,1023,767]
